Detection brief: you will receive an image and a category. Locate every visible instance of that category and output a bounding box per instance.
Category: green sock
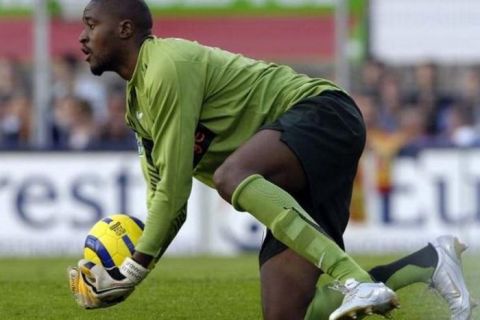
[232,174,371,282]
[305,277,344,320]
[304,268,435,320]
[305,245,438,320]
[369,244,437,290]
[304,270,432,320]
[383,265,434,290]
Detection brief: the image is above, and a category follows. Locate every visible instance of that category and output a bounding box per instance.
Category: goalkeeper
[69,1,474,319]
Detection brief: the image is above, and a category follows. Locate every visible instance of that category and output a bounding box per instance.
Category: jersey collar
[128,36,154,86]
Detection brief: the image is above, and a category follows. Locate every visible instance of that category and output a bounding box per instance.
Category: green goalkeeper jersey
[126,37,342,257]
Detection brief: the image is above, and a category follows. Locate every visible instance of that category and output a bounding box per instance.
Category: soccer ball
[83,214,144,270]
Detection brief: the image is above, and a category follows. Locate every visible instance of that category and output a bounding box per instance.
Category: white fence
[0,150,479,257]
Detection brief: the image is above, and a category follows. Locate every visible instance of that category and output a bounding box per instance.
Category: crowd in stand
[0,54,135,151]
[352,59,480,158]
[1,53,480,154]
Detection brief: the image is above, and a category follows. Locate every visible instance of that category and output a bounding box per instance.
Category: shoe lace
[329,280,349,295]
[329,280,360,303]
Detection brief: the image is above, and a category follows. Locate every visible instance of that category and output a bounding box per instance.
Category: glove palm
[68,257,149,309]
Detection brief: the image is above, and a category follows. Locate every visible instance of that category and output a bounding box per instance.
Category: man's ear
[119,20,133,39]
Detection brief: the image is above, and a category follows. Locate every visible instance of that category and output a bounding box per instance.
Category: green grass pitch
[0,254,478,320]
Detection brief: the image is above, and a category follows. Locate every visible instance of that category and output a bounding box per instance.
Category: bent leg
[261,249,322,320]
[369,243,438,290]
[232,173,371,283]
[214,129,371,282]
[304,281,343,320]
[305,244,439,320]
[213,129,306,201]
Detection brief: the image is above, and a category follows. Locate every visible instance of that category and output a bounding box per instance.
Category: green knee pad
[271,207,349,270]
[232,174,371,282]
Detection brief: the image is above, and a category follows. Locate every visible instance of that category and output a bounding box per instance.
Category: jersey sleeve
[135,55,203,258]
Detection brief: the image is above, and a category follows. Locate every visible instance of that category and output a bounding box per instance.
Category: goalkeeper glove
[68,257,149,309]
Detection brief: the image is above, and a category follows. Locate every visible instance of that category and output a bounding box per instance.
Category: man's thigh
[213,129,308,201]
[260,248,322,320]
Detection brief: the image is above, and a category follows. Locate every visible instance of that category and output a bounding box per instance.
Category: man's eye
[88,24,95,30]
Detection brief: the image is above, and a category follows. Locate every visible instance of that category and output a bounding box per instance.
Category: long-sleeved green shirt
[126,37,342,257]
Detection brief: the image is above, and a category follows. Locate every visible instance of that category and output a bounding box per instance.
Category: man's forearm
[133,251,154,268]
[136,205,187,261]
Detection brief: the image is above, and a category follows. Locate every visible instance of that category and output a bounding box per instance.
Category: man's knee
[213,160,253,203]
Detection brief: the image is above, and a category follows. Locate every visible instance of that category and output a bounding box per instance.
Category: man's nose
[79,29,87,43]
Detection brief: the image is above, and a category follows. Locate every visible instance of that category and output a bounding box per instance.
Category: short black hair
[92,0,153,37]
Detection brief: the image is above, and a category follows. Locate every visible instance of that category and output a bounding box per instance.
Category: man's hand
[68,257,149,309]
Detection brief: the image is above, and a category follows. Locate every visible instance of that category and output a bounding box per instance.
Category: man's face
[79,1,121,76]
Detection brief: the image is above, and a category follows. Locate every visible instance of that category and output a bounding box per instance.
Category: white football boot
[431,235,475,320]
[329,279,399,320]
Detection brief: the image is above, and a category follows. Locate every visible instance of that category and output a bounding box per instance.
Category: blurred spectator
[355,92,406,189]
[354,91,408,222]
[354,92,378,131]
[0,93,32,149]
[442,104,478,147]
[405,62,456,135]
[97,91,135,150]
[356,57,385,99]
[0,58,22,100]
[51,53,78,101]
[52,95,99,150]
[52,53,110,123]
[74,63,109,122]
[377,71,403,132]
[1,53,480,154]
[396,104,435,156]
[457,67,480,131]
[350,92,379,222]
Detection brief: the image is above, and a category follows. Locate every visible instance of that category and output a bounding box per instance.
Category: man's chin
[90,65,104,76]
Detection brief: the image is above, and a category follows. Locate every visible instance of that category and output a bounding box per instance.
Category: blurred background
[0,0,479,257]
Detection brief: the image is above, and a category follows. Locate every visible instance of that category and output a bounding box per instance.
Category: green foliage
[0,254,477,319]
[0,0,60,17]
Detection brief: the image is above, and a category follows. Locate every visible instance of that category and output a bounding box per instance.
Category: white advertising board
[345,149,480,253]
[370,0,480,64]
[0,152,264,257]
[0,150,479,257]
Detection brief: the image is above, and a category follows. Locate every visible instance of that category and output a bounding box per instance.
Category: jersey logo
[142,138,155,167]
[193,123,215,168]
[136,111,144,120]
[136,137,144,156]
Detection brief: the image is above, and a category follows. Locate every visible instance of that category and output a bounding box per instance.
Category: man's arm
[134,55,203,262]
[132,206,186,267]
[69,55,204,309]
[133,205,187,267]
[132,132,188,267]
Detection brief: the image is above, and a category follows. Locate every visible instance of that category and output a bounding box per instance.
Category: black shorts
[258,90,366,266]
